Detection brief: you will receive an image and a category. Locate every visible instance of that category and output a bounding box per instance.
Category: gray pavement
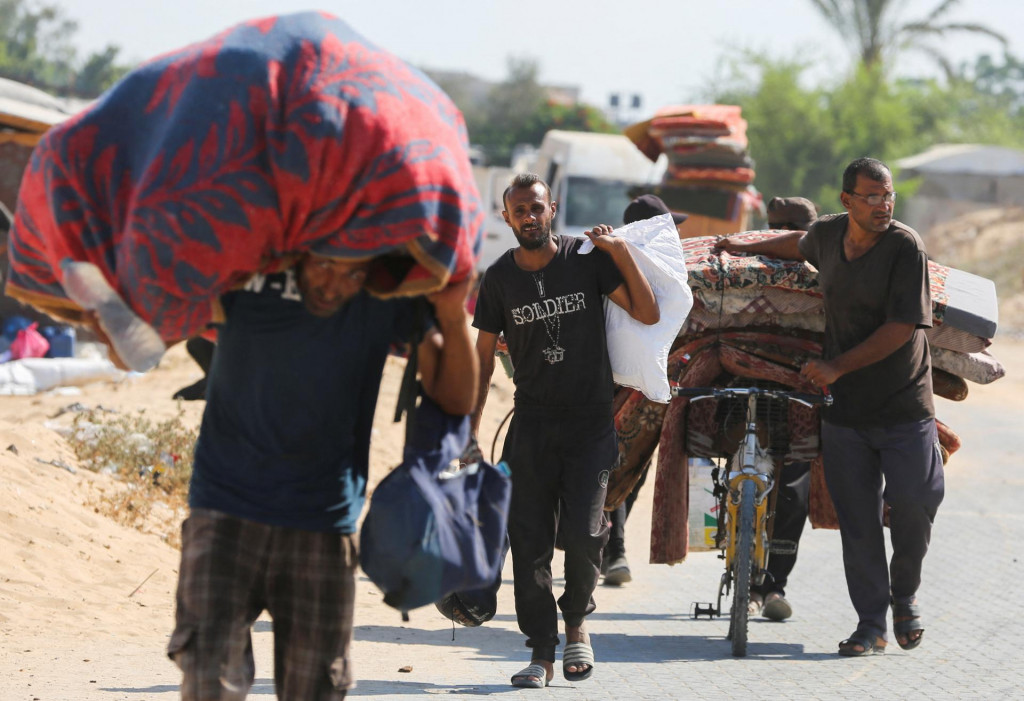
[339,390,1024,700]
[9,376,1019,700]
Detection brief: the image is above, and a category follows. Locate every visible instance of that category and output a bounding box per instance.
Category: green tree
[73,45,130,97]
[707,48,1024,213]
[433,57,616,165]
[516,101,617,149]
[899,74,1024,149]
[709,52,839,211]
[0,0,131,97]
[469,57,548,165]
[959,52,1024,110]
[808,0,1007,78]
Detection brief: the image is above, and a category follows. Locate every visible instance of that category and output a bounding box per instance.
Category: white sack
[0,357,125,395]
[579,213,693,402]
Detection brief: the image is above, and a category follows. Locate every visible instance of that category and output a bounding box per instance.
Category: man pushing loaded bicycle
[716,157,942,657]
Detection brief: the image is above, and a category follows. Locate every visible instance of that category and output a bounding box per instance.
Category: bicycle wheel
[729,479,756,657]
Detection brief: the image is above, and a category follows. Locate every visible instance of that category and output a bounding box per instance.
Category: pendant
[543,345,565,364]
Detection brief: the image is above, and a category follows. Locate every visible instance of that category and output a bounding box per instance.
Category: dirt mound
[925,207,1024,334]
[0,336,516,647]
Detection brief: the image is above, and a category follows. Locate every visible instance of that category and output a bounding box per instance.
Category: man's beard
[513,224,552,250]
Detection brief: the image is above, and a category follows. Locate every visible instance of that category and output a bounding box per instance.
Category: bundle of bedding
[624,105,762,223]
[5,11,482,369]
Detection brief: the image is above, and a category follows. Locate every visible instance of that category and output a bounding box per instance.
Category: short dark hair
[502,173,551,210]
[842,157,891,193]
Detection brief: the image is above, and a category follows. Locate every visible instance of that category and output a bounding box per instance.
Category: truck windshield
[561,176,641,228]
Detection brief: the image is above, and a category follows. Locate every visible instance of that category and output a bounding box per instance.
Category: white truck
[473,130,666,270]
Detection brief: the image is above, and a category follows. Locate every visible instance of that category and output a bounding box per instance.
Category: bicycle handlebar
[670,384,834,407]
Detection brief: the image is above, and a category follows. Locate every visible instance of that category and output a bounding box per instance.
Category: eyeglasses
[846,190,897,206]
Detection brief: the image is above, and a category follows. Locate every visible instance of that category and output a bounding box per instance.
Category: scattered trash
[49,402,90,419]
[6,444,17,455]
[34,457,77,474]
[398,666,413,673]
[48,402,119,419]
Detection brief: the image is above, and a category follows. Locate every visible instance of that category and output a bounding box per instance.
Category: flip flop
[511,663,549,688]
[562,641,595,681]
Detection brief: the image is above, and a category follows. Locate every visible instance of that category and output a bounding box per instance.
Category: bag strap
[394,298,430,444]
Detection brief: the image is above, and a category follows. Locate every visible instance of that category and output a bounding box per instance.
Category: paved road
[339,383,1024,699]
[8,359,1019,701]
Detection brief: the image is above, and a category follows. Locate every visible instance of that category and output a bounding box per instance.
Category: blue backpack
[359,391,511,616]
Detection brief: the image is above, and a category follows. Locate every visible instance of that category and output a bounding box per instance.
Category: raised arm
[585,224,660,325]
[714,231,806,261]
[417,276,479,416]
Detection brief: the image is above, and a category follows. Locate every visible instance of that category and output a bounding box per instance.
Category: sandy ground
[0,337,517,700]
[0,335,1020,700]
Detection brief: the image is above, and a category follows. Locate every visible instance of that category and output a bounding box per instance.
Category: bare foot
[896,629,923,647]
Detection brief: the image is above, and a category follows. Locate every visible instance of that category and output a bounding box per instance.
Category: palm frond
[911,42,957,82]
[900,21,1008,46]
[919,0,962,24]
[809,0,1008,77]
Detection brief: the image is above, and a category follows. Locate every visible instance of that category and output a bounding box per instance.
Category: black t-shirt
[473,235,623,411]
[799,214,934,427]
[190,269,416,534]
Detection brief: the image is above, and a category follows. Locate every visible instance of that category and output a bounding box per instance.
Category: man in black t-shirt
[472,173,658,688]
[715,158,943,657]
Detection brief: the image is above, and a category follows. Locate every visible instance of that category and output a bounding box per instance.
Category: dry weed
[67,407,197,547]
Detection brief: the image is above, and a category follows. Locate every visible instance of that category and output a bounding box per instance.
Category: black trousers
[821,418,944,639]
[502,407,616,663]
[753,460,810,598]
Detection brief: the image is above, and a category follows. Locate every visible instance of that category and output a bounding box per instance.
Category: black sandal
[839,628,887,656]
[891,600,925,650]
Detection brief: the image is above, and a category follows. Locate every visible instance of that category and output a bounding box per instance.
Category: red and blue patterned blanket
[6,12,482,342]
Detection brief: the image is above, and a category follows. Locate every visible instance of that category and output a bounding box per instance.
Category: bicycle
[671,383,831,657]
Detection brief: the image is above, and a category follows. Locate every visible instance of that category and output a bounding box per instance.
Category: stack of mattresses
[624,105,763,237]
[608,231,1004,565]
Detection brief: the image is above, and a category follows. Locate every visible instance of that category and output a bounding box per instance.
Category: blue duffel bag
[360,392,511,617]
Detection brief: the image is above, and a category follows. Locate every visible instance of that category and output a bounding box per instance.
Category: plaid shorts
[168,508,357,700]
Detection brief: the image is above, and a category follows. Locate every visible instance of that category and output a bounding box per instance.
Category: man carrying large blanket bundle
[5,12,485,700]
[6,11,482,371]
